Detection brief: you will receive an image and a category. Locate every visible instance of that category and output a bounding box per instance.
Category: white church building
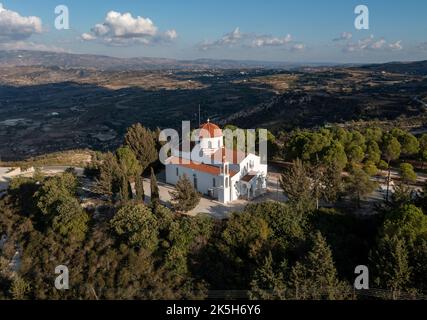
[165,120,268,204]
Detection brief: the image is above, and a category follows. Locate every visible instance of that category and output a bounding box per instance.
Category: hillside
[358,60,427,76]
[0,50,307,71]
[225,67,427,130]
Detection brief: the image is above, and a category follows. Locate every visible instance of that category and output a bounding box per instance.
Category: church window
[193,174,198,189]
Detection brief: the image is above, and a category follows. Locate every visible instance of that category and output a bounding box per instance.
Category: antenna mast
[198,104,201,127]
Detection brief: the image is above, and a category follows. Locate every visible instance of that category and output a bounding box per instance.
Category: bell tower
[218,158,231,203]
[199,119,223,156]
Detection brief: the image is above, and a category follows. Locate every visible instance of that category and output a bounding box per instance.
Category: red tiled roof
[168,157,238,177]
[200,121,223,138]
[241,173,257,183]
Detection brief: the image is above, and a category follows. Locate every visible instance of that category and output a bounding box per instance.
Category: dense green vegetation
[1,124,427,300]
[277,126,426,205]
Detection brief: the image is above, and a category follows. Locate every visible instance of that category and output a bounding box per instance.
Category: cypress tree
[135,175,145,203]
[150,167,160,210]
[119,175,130,204]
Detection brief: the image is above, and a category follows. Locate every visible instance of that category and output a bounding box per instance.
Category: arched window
[208,141,212,149]
[225,177,229,188]
[176,167,179,176]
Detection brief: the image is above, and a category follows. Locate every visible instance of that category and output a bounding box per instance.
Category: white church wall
[234,154,267,179]
[166,164,222,198]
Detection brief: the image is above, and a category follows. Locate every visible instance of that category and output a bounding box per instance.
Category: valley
[0,51,426,161]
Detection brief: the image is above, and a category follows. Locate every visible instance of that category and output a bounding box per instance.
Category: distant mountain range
[358,60,427,76]
[0,50,335,71]
[1,50,426,74]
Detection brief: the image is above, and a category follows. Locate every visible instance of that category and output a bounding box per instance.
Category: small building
[165,120,268,204]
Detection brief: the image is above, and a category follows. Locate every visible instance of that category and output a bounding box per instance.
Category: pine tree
[399,163,417,185]
[382,134,401,202]
[124,123,158,173]
[52,196,89,242]
[289,232,351,300]
[110,204,159,251]
[9,276,31,300]
[371,235,411,300]
[150,167,160,210]
[94,152,121,202]
[345,166,378,208]
[116,146,142,180]
[418,134,427,170]
[169,174,201,213]
[280,159,315,212]
[412,238,427,291]
[249,252,286,300]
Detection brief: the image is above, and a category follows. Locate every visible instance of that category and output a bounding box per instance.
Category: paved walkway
[141,179,243,219]
[142,171,288,219]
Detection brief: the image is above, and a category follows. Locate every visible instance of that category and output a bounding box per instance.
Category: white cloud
[388,40,402,51]
[199,28,302,51]
[81,10,177,46]
[333,32,353,42]
[219,27,243,45]
[251,34,292,48]
[342,35,403,52]
[165,29,178,40]
[291,43,305,52]
[0,3,42,41]
[199,27,244,51]
[371,39,386,50]
[81,33,96,41]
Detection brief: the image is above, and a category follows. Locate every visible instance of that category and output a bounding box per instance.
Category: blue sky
[0,0,426,63]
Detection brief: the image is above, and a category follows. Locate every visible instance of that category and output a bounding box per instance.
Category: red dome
[199,120,223,138]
